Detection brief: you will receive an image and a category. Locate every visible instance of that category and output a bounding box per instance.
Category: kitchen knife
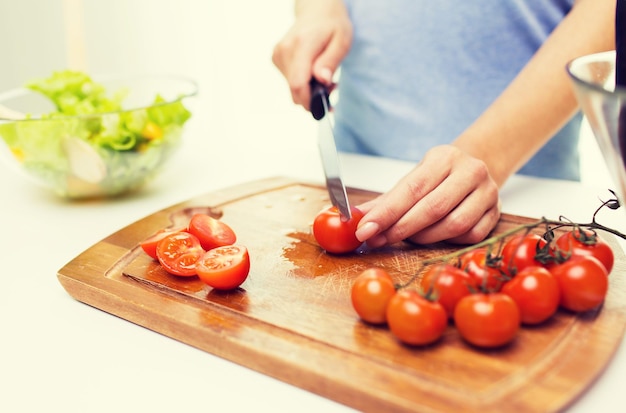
[310,78,352,219]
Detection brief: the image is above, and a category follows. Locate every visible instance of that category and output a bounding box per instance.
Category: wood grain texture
[57,177,626,413]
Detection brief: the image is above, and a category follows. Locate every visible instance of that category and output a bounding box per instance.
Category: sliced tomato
[187,213,237,251]
[196,245,251,290]
[140,226,186,260]
[156,232,204,277]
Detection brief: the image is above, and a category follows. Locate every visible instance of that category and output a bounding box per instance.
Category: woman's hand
[272,0,352,109]
[355,145,502,246]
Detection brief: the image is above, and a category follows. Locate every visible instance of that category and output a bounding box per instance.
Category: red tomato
[351,268,397,325]
[458,248,504,291]
[501,266,560,325]
[156,232,204,277]
[140,226,186,260]
[554,228,614,274]
[196,245,251,290]
[386,289,447,346]
[419,263,476,319]
[187,213,237,251]
[500,233,548,277]
[312,206,364,254]
[549,255,608,312]
[454,293,520,348]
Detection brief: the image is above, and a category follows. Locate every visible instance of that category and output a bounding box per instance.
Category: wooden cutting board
[57,177,626,413]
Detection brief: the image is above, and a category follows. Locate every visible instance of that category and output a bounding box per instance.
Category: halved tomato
[156,232,204,277]
[196,245,251,290]
[140,226,186,260]
[187,213,237,251]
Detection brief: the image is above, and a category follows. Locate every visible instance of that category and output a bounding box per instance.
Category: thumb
[312,33,351,84]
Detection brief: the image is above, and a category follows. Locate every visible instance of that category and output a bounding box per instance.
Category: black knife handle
[309,78,330,120]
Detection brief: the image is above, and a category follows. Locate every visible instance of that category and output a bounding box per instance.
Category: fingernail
[318,67,333,84]
[355,221,380,242]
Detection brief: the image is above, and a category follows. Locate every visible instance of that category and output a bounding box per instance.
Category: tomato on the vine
[187,213,237,251]
[554,228,614,274]
[419,263,476,319]
[313,206,364,254]
[500,233,548,277]
[140,226,186,260]
[454,292,520,348]
[549,255,608,312]
[351,268,397,325]
[386,289,447,346]
[458,248,504,291]
[501,266,560,325]
[156,232,205,277]
[196,245,251,290]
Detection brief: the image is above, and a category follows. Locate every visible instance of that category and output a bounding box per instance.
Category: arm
[355,0,616,247]
[456,0,615,187]
[271,0,352,109]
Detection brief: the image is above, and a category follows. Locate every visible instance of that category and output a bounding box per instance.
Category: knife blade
[310,78,352,220]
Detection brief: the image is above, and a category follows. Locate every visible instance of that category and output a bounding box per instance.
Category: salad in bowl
[0,70,196,199]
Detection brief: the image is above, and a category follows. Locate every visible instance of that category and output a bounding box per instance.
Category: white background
[0,0,611,187]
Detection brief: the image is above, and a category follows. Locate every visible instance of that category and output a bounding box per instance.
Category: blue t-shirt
[335,0,581,180]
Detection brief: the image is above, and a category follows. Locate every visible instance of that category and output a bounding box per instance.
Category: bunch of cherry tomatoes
[139,213,250,290]
[350,227,614,348]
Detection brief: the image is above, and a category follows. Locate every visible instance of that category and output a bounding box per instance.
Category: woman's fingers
[355,145,501,247]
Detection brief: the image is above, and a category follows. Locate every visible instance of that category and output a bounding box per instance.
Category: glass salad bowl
[0,71,197,199]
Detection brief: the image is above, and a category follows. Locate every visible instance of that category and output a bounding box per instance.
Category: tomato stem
[396,193,626,289]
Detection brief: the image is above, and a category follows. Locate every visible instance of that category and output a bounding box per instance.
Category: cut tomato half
[196,245,250,290]
[187,213,237,251]
[156,232,204,277]
[140,226,186,260]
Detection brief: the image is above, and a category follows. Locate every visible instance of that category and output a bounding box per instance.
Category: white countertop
[1,114,625,413]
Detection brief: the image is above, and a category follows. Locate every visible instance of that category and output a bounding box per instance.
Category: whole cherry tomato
[549,255,608,312]
[419,263,476,319]
[501,266,560,325]
[188,213,237,251]
[454,292,520,348]
[196,245,251,290]
[351,268,397,325]
[500,233,548,277]
[458,248,504,291]
[554,228,614,274]
[313,206,364,254]
[386,289,447,346]
[156,232,205,277]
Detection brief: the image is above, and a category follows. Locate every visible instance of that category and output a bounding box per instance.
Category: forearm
[453,0,615,187]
